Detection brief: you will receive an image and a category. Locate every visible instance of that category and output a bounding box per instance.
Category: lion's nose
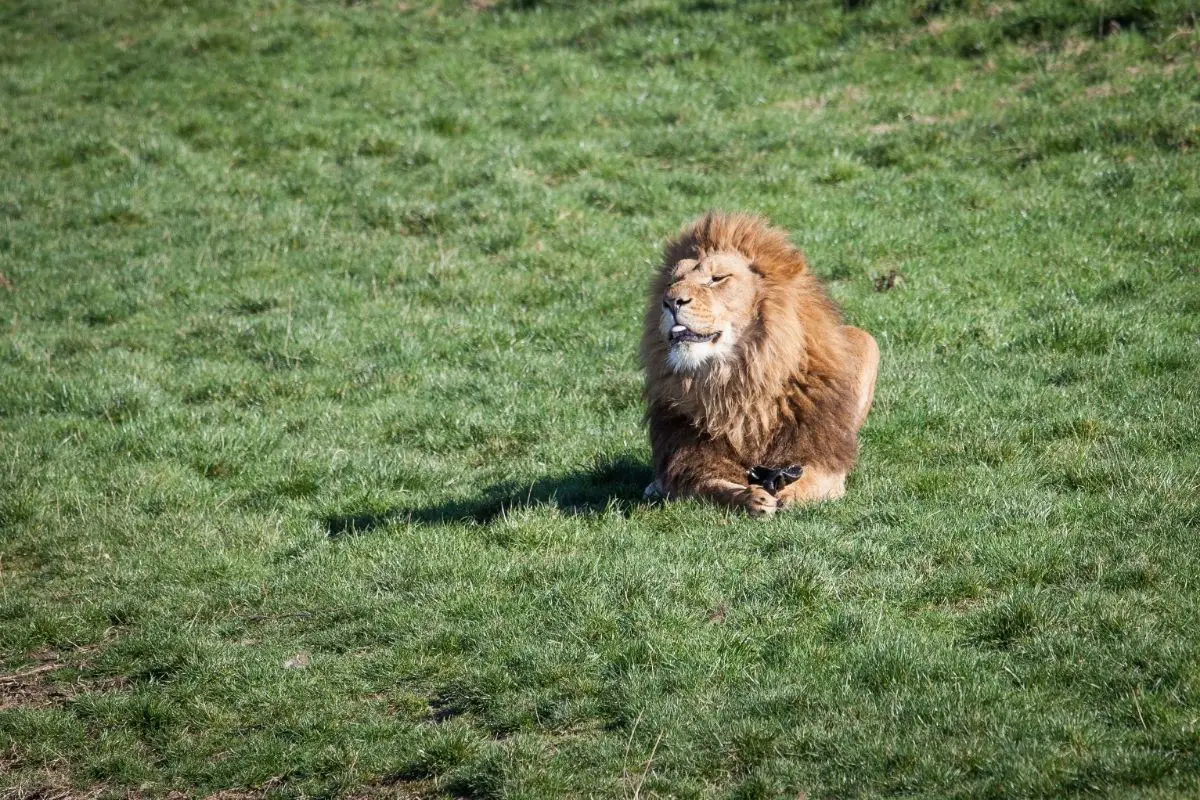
[664,295,692,312]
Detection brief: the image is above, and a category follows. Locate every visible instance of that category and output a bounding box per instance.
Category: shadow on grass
[323,455,653,537]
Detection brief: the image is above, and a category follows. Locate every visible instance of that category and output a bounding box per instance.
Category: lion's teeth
[671,325,687,334]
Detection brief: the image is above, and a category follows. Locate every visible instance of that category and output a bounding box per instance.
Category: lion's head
[642,212,815,373]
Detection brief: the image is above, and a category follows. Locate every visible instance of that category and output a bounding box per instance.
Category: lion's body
[640,212,878,516]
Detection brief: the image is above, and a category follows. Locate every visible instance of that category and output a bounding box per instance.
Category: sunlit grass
[2,1,1198,796]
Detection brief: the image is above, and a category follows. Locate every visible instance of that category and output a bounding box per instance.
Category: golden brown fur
[640,212,879,516]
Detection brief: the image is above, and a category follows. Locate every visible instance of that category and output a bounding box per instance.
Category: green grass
[2,0,1199,796]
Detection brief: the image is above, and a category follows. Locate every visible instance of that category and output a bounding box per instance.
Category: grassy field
[2,0,1199,796]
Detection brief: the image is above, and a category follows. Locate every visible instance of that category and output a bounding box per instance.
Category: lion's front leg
[683,477,779,517]
[652,477,777,517]
[649,411,778,516]
[647,467,778,516]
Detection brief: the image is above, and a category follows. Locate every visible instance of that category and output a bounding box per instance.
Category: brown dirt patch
[0,643,126,712]
[872,270,906,293]
[1084,83,1130,99]
[867,111,965,136]
[344,777,438,799]
[773,97,828,112]
[0,752,104,800]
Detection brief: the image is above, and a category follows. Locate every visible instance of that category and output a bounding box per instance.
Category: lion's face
[658,252,759,372]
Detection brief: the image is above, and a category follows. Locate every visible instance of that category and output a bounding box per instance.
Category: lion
[640,212,879,517]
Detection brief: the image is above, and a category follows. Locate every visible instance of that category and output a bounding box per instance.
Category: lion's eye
[711,275,729,285]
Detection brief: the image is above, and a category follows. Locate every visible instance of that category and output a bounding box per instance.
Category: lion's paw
[743,485,779,518]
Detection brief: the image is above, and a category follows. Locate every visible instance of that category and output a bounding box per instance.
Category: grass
[1,0,1199,796]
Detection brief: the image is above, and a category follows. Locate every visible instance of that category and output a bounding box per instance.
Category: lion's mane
[640,212,861,475]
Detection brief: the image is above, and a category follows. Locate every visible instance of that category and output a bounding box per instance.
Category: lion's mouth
[669,324,720,345]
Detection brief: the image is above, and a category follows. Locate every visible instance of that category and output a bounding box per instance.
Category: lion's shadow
[323,455,653,537]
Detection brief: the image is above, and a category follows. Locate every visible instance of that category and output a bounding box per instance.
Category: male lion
[640,212,879,517]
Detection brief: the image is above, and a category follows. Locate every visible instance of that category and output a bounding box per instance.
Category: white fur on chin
[660,309,736,372]
[667,341,715,372]
[666,331,735,372]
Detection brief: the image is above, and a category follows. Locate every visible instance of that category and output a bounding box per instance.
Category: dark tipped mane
[663,212,810,285]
